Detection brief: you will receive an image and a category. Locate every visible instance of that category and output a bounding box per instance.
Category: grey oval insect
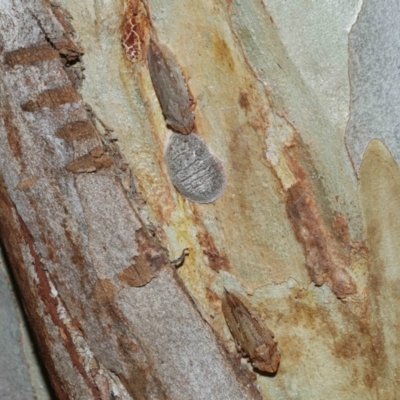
[147,38,195,134]
[165,132,226,203]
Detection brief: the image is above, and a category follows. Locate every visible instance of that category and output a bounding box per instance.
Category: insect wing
[147,39,194,134]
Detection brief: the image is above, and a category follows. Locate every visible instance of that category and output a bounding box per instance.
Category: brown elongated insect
[221,290,281,373]
[147,38,195,134]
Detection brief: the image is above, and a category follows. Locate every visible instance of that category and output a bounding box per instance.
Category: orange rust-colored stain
[278,333,303,364]
[120,0,149,63]
[21,86,82,111]
[115,334,171,399]
[188,207,231,272]
[333,213,351,246]
[337,313,385,390]
[1,102,25,168]
[206,288,222,307]
[196,228,230,272]
[286,181,331,284]
[287,270,386,390]
[288,296,320,330]
[286,179,355,298]
[332,333,361,360]
[362,330,386,389]
[364,330,387,387]
[225,124,271,236]
[237,83,270,132]
[16,177,39,190]
[213,35,235,74]
[270,135,357,298]
[239,91,250,111]
[56,120,98,142]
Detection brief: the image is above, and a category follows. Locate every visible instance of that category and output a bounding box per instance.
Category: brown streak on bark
[65,153,114,173]
[21,85,81,111]
[333,213,352,246]
[94,279,117,308]
[56,120,98,141]
[284,138,356,298]
[1,102,24,167]
[192,209,231,272]
[16,177,39,190]
[119,227,167,287]
[61,220,88,275]
[4,44,58,66]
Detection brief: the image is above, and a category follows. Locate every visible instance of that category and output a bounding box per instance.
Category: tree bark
[0,1,261,398]
[2,0,400,399]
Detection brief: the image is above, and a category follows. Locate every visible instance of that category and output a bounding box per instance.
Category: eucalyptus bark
[2,0,400,400]
[0,1,261,399]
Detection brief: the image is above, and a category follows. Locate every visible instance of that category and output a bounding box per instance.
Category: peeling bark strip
[0,1,261,399]
[165,132,226,203]
[222,290,280,374]
[55,120,97,141]
[266,125,357,299]
[4,43,59,66]
[21,85,81,111]
[65,151,114,173]
[147,38,195,134]
[285,167,356,299]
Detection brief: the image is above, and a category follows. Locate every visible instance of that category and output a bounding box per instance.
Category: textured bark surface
[0,250,51,400]
[0,1,261,399]
[2,0,400,399]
